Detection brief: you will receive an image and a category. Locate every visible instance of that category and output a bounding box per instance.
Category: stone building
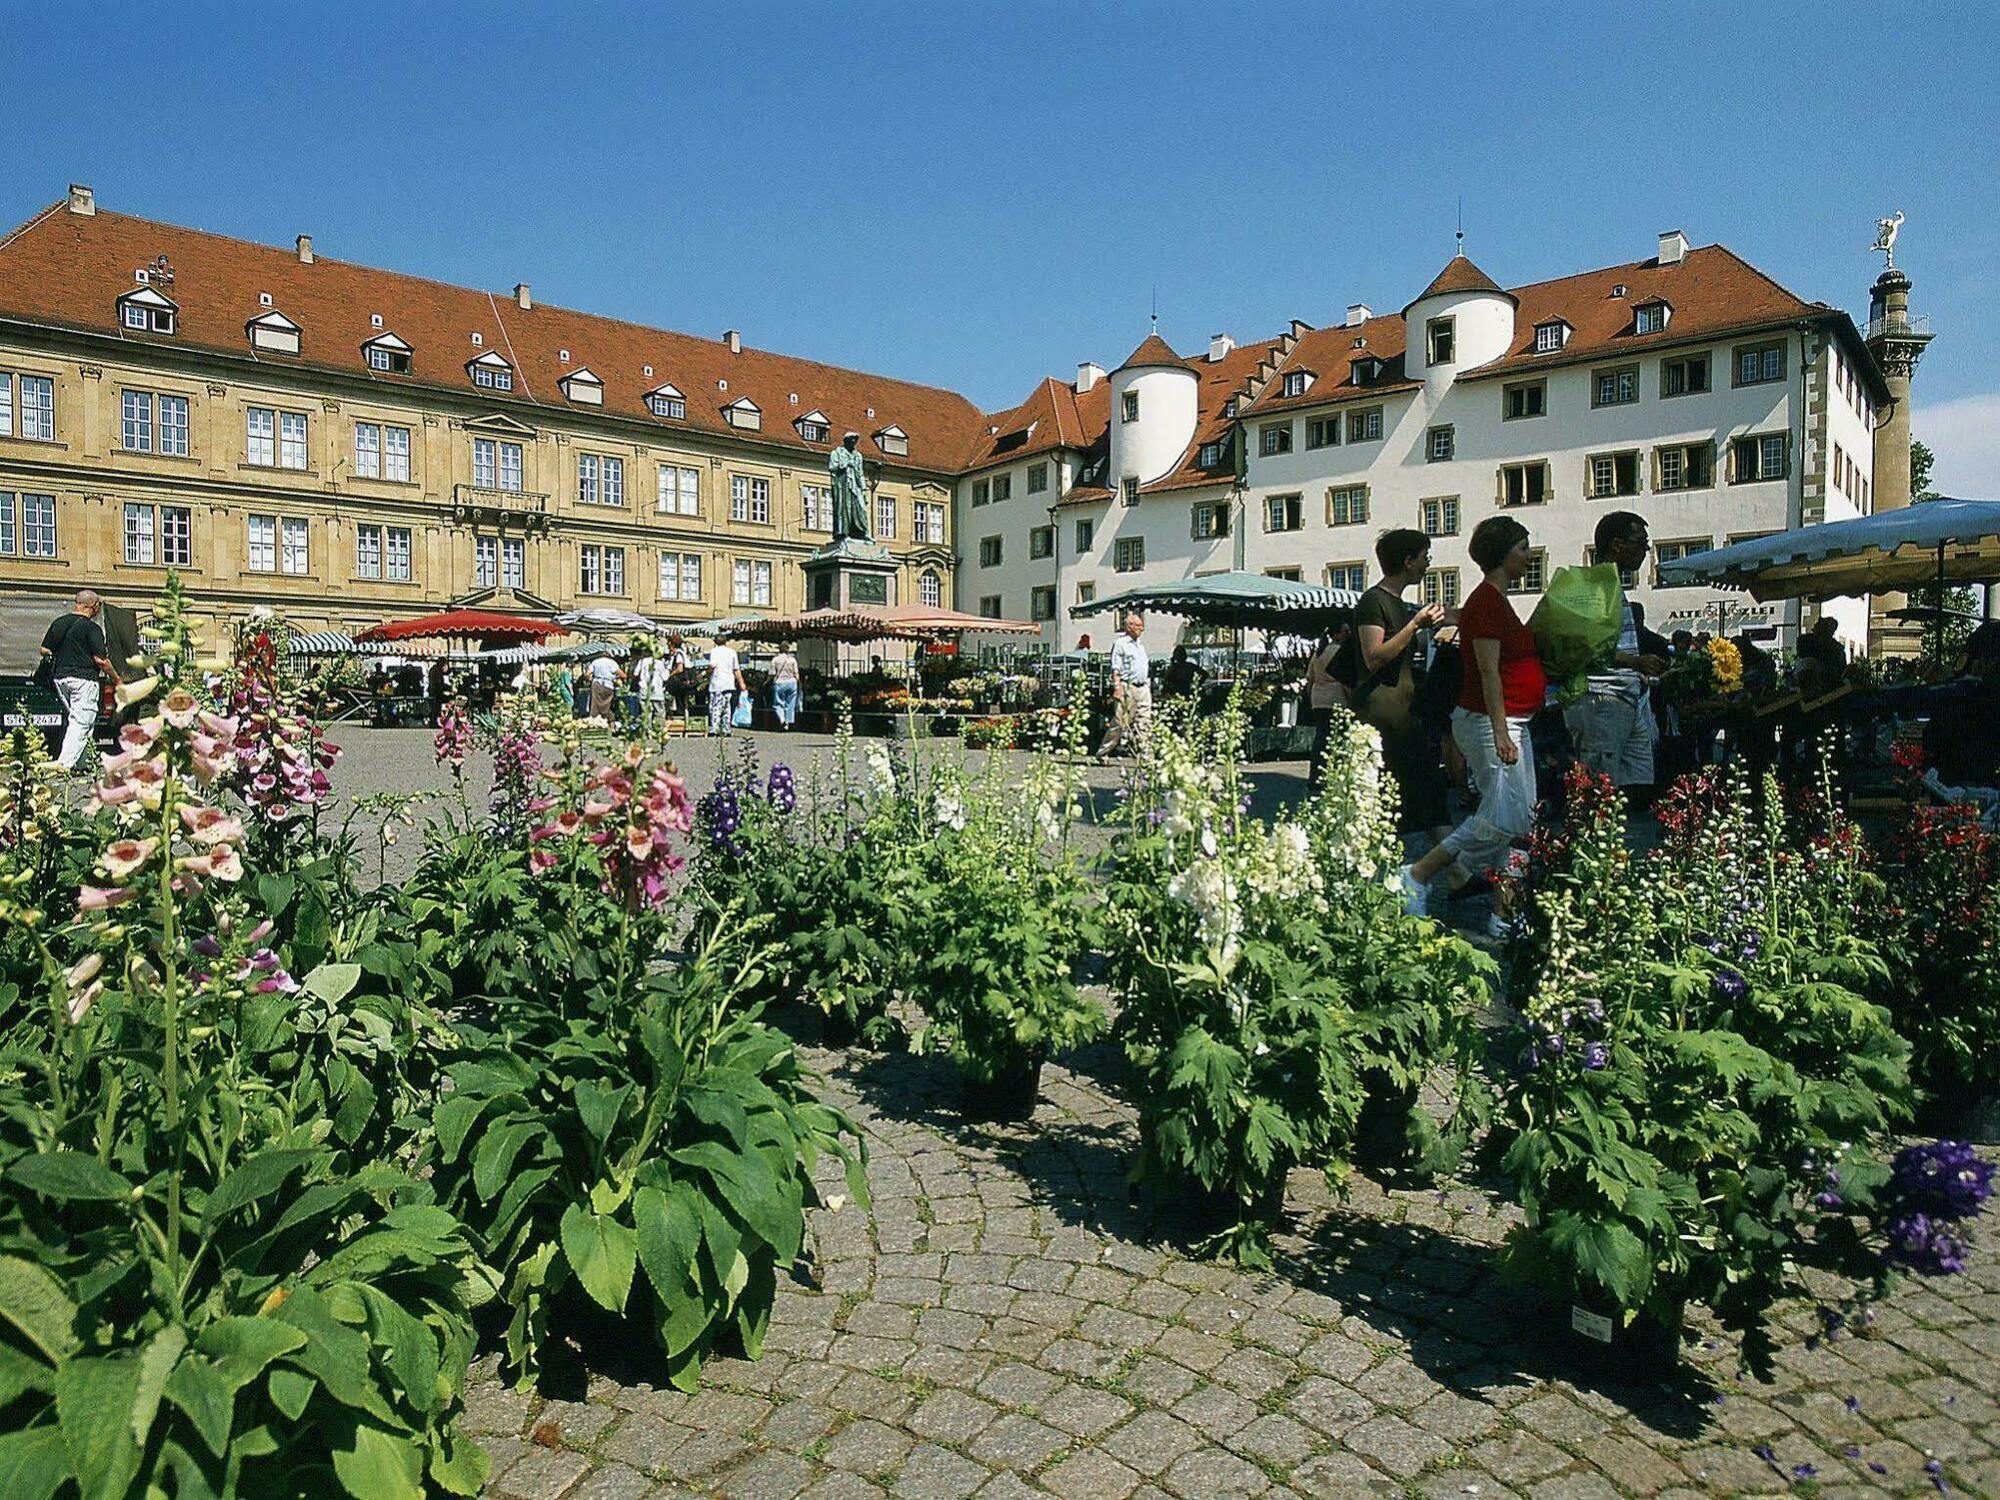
[0,186,966,660]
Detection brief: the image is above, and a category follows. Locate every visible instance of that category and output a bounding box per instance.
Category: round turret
[1403,254,1517,387]
[1108,332,1198,489]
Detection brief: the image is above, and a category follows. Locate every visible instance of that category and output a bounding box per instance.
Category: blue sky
[3,1,1996,487]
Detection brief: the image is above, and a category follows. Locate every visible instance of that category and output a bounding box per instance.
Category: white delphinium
[864,743,896,802]
[934,791,966,832]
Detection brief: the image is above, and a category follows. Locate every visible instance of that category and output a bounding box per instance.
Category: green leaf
[332,1423,425,1500]
[56,1353,142,1500]
[0,1426,68,1500]
[432,1095,488,1165]
[163,1355,238,1459]
[193,1317,306,1392]
[267,1366,315,1422]
[303,961,363,1003]
[131,1324,188,1452]
[573,1081,632,1151]
[428,1431,491,1496]
[472,1120,543,1201]
[201,1149,315,1232]
[272,1288,394,1422]
[0,1342,57,1407]
[633,1185,701,1303]
[355,1286,440,1415]
[8,1151,135,1203]
[560,1204,637,1313]
[0,1256,79,1362]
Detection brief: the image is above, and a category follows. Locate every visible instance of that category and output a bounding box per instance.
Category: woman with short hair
[1351,528,1449,838]
[1400,515,1546,918]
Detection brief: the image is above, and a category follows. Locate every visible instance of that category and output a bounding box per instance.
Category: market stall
[1069,573,1360,756]
[1659,498,2000,798]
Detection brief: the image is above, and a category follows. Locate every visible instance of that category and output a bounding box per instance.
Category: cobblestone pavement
[462,1038,2000,1500]
[324,731,1998,1497]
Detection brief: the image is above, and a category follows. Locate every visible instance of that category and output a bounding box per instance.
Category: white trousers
[55,676,99,770]
[1441,708,1537,879]
[1099,682,1153,756]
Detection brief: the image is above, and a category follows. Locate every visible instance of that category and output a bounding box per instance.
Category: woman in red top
[1399,516,1546,917]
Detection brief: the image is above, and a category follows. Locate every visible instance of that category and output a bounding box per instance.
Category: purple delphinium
[1582,1041,1609,1071]
[1890,1140,1994,1222]
[767,763,797,814]
[1711,967,1749,1003]
[1885,1213,1971,1276]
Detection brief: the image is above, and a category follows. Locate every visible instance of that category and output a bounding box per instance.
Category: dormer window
[723,397,762,431]
[795,409,831,443]
[363,332,412,374]
[875,424,909,458]
[1198,440,1224,468]
[560,367,604,406]
[246,309,301,355]
[1222,397,1238,418]
[117,286,177,335]
[468,350,514,392]
[1633,300,1672,335]
[1351,357,1383,385]
[646,384,686,420]
[1281,370,1311,398]
[1534,319,1571,354]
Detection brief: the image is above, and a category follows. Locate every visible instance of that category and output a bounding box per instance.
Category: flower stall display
[1660,636,1745,711]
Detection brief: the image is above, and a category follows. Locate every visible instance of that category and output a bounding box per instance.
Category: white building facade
[956,231,1890,657]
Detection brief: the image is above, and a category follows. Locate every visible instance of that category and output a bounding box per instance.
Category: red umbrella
[354,609,562,644]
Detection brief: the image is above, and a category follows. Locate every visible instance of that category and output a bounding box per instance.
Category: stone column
[1865,268,1934,657]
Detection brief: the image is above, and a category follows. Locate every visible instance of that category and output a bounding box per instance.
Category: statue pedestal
[802,539,897,612]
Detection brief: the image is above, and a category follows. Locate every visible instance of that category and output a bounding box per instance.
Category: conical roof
[1402,254,1516,314]
[1114,332,1184,373]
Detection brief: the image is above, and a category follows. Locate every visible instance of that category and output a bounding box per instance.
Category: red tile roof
[1240,314,1420,418]
[0,204,989,470]
[1246,245,1834,416]
[1402,253,1513,313]
[1114,332,1182,372]
[965,376,1091,471]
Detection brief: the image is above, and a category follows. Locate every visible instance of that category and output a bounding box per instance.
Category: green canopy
[1069,571,1360,629]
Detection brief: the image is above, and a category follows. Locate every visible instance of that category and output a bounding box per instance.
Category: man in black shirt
[39,590,118,770]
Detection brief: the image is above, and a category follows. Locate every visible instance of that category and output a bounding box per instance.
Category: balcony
[1864,311,1932,342]
[451,484,552,532]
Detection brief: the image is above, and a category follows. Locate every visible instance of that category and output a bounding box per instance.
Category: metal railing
[1864,312,1931,341]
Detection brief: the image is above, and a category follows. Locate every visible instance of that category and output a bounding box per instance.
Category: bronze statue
[827,432,873,542]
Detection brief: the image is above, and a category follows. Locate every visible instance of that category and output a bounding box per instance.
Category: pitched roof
[1114,332,1182,373]
[964,376,1093,471]
[1247,245,1834,416]
[0,204,988,470]
[1403,253,1513,313]
[1240,313,1419,417]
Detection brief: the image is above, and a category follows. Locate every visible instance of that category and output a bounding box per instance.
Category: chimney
[66,183,95,216]
[1345,303,1371,327]
[1206,333,1234,363]
[723,329,742,354]
[1076,361,1105,393]
[295,235,314,265]
[514,283,532,310]
[1657,229,1689,266]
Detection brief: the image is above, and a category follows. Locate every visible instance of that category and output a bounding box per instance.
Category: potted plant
[903,757,1102,1121]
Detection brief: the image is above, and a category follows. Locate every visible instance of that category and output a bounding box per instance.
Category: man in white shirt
[1097,612,1153,758]
[587,653,620,722]
[707,639,748,736]
[635,651,672,734]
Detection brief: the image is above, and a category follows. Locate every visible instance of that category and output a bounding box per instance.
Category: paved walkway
[463,1037,2000,1500]
[320,731,1999,1497]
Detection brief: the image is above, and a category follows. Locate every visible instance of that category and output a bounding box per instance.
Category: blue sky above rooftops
[2,1,1996,489]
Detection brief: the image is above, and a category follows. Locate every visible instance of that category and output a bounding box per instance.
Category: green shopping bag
[1528,564,1623,704]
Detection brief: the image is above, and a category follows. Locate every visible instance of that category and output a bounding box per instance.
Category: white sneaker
[1397,866,1430,918]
